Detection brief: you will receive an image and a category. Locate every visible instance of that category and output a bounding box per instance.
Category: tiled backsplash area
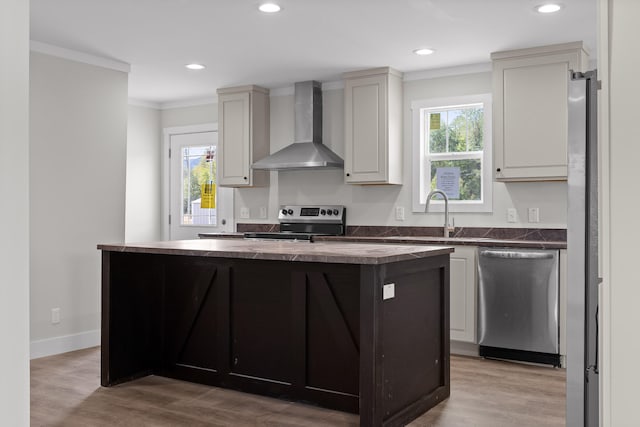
[236,224,566,242]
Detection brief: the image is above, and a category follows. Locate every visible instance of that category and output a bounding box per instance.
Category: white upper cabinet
[217,85,270,187]
[343,67,403,184]
[492,42,589,181]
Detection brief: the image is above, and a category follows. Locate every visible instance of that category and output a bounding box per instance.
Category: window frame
[162,123,235,240]
[412,93,493,213]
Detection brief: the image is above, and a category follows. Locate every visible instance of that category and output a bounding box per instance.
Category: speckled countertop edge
[98,239,454,265]
[198,232,567,250]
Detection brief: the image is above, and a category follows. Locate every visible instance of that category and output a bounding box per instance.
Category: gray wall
[0,0,30,423]
[606,0,640,423]
[231,73,568,229]
[161,103,217,129]
[29,52,128,347]
[126,105,161,242]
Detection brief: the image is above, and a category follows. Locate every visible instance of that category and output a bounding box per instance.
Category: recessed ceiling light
[413,48,435,56]
[536,3,562,13]
[259,3,281,13]
[185,63,205,70]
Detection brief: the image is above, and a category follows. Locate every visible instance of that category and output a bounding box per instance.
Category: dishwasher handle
[479,250,555,260]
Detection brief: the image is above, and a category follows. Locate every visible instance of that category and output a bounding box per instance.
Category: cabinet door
[230,262,293,382]
[449,246,476,343]
[218,92,251,186]
[344,74,388,183]
[493,49,584,181]
[163,257,219,372]
[495,56,568,180]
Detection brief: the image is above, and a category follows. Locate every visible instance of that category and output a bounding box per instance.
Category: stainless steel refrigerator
[567,70,600,427]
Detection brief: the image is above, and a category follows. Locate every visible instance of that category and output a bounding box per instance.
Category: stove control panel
[278,205,346,224]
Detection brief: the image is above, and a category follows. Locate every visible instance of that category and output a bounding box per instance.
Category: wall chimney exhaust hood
[251,81,344,171]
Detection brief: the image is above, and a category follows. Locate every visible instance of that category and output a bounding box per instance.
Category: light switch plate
[240,207,250,219]
[383,283,395,300]
[395,206,405,221]
[528,207,540,223]
[507,208,517,223]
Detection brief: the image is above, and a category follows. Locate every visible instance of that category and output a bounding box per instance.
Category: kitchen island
[98,239,453,427]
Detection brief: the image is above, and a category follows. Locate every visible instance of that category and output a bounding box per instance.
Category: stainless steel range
[243,205,346,241]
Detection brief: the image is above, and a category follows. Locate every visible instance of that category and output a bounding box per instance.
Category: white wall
[0,0,30,424]
[29,52,128,354]
[161,103,217,129]
[605,0,640,424]
[234,73,568,229]
[159,73,568,230]
[126,104,161,242]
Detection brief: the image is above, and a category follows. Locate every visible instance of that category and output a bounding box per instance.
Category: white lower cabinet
[449,246,477,343]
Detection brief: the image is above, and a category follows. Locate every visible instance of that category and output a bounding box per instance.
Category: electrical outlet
[395,206,405,221]
[240,207,250,219]
[528,207,540,223]
[51,308,60,324]
[507,208,517,223]
[259,206,267,219]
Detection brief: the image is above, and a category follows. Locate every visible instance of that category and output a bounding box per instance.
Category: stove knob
[287,209,294,215]
[333,209,340,216]
[320,209,326,215]
[326,210,333,216]
[281,209,288,216]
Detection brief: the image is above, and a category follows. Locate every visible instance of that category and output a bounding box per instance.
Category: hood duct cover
[252,81,344,170]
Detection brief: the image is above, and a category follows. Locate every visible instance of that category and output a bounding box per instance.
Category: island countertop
[98,239,454,265]
[198,232,566,250]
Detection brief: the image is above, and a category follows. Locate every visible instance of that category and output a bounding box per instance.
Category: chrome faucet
[425,189,453,238]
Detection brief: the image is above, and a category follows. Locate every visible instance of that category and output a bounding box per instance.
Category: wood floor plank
[30,347,565,426]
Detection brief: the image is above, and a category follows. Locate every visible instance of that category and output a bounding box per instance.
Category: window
[181,145,217,225]
[164,125,235,241]
[412,94,492,212]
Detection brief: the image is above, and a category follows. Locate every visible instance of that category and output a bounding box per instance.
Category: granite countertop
[198,232,566,250]
[98,239,454,265]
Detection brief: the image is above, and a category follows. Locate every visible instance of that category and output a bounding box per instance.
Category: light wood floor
[31,347,565,426]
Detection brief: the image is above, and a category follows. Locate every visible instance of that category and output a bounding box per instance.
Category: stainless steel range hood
[251,81,344,170]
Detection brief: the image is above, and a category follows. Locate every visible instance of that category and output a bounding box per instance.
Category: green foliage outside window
[426,106,483,202]
[430,159,481,200]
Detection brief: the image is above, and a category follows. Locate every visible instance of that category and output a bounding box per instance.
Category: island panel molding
[99,240,452,426]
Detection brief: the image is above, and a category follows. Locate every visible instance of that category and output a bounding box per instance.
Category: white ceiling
[30,0,597,105]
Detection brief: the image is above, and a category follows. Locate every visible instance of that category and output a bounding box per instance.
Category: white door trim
[161,123,218,240]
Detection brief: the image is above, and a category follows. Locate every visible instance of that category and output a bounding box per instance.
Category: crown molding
[160,96,218,110]
[403,62,492,81]
[128,99,161,109]
[135,63,493,109]
[30,41,130,73]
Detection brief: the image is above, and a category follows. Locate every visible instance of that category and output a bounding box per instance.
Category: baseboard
[30,329,100,359]
[450,340,479,357]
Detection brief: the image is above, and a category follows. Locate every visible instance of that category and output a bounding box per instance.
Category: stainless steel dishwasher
[477,248,560,367]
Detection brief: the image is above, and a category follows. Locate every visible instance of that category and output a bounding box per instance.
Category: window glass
[181,145,217,225]
[412,94,492,213]
[430,159,482,201]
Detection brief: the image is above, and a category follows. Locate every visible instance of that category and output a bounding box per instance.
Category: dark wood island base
[99,240,452,427]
